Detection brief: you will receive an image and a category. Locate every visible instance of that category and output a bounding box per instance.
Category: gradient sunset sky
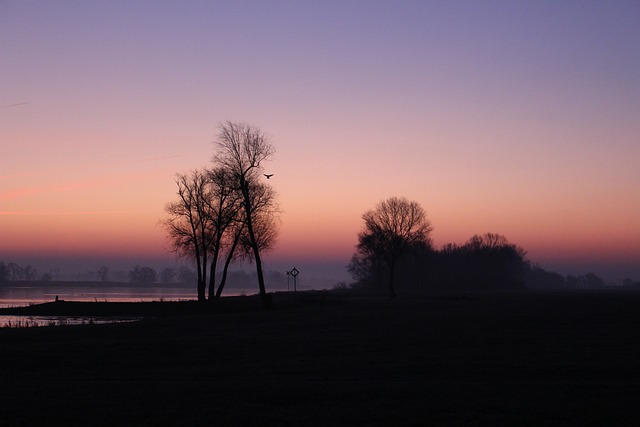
[2,0,639,284]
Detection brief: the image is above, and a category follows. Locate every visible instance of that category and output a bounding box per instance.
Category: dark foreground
[1,290,640,426]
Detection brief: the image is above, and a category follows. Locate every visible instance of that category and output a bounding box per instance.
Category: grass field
[1,290,640,426]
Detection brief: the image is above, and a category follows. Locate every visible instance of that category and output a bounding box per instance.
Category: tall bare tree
[163,167,246,301]
[214,180,279,299]
[213,121,276,307]
[162,169,215,301]
[354,197,433,297]
[204,167,244,300]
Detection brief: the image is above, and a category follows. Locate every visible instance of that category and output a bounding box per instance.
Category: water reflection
[0,315,140,328]
[0,282,197,308]
[0,282,193,327]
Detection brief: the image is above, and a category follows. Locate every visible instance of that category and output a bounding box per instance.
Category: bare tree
[177,266,197,284]
[353,197,433,297]
[97,266,109,282]
[0,262,7,283]
[465,233,509,251]
[213,121,277,307]
[214,180,279,299]
[129,266,158,283]
[160,267,176,283]
[162,169,216,301]
[204,167,244,301]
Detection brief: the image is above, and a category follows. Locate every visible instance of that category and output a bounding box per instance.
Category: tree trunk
[243,181,271,308]
[247,216,270,307]
[207,242,221,302]
[215,227,242,300]
[201,252,208,301]
[195,250,205,302]
[388,260,397,298]
[197,279,206,302]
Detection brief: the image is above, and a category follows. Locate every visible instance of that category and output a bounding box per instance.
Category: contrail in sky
[0,102,29,108]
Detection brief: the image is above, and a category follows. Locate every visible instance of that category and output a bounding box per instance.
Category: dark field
[1,290,640,426]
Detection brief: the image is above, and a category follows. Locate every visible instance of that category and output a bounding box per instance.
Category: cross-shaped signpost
[290,267,299,292]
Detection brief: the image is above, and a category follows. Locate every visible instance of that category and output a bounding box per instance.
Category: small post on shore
[290,267,299,293]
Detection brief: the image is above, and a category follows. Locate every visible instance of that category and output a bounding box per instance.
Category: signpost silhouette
[287,267,300,292]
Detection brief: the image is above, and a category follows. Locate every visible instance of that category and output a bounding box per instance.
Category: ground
[1,290,640,426]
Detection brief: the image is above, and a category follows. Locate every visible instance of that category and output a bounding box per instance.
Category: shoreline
[2,290,640,425]
[0,290,336,318]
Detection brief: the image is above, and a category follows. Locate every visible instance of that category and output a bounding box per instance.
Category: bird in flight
[264,174,274,179]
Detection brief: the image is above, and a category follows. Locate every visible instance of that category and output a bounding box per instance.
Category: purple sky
[2,1,639,285]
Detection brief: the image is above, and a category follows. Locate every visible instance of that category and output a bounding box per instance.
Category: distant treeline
[0,262,41,282]
[0,261,291,290]
[348,233,640,292]
[0,262,196,284]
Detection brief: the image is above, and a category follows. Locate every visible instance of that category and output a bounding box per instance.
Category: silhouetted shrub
[349,233,530,292]
[129,266,158,283]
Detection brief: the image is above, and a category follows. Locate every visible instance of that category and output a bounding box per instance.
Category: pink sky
[2,1,639,284]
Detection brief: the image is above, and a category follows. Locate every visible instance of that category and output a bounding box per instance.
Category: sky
[1,0,639,286]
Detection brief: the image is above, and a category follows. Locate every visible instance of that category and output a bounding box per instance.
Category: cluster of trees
[526,267,640,290]
[0,262,64,282]
[128,265,159,283]
[0,262,40,282]
[348,197,434,297]
[162,121,279,305]
[348,196,635,295]
[126,266,198,284]
[95,265,197,283]
[0,262,200,284]
[425,233,529,291]
[157,266,198,284]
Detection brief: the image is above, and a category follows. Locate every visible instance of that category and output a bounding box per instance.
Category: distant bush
[129,266,158,283]
[349,233,530,293]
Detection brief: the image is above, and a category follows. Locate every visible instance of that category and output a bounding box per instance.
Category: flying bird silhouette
[264,174,273,179]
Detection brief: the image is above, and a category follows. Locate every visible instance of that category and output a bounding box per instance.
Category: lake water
[0,282,199,308]
[0,315,140,328]
[0,281,210,327]
[0,281,294,327]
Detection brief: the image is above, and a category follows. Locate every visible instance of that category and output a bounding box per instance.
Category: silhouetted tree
[622,278,640,288]
[163,169,218,301]
[204,167,244,301]
[97,266,109,282]
[129,266,158,283]
[177,266,197,284]
[348,232,387,290]
[23,265,38,281]
[213,180,279,299]
[6,264,38,281]
[160,267,176,283]
[579,273,605,289]
[457,233,529,290]
[351,197,433,297]
[163,166,251,301]
[350,230,532,292]
[565,273,605,289]
[213,121,278,307]
[0,262,7,283]
[566,275,579,288]
[465,233,509,250]
[525,265,565,289]
[6,263,23,280]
